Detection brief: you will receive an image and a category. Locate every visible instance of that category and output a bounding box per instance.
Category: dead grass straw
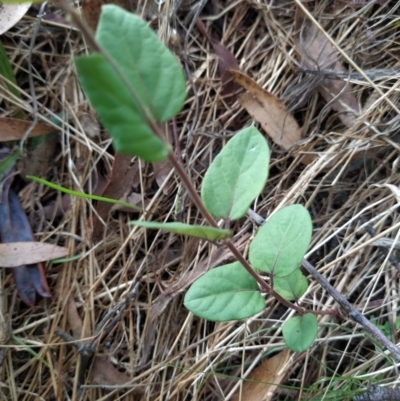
[0,0,400,399]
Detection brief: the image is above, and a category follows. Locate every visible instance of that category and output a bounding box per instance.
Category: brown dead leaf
[0,242,68,267]
[0,117,57,142]
[153,160,173,194]
[92,153,137,241]
[111,192,148,213]
[230,70,303,149]
[0,3,30,35]
[89,356,130,386]
[78,113,100,138]
[66,296,85,339]
[196,19,241,101]
[294,6,360,128]
[19,133,58,179]
[232,349,291,401]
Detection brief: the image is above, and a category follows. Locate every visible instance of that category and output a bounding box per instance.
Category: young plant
[47,5,319,351]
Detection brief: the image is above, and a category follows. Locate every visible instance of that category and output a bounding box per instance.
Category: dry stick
[353,384,400,401]
[301,259,400,361]
[92,282,140,341]
[54,282,140,390]
[297,67,400,82]
[54,327,94,388]
[247,209,400,361]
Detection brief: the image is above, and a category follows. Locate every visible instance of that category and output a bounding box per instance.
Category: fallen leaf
[230,70,303,149]
[66,296,84,339]
[232,349,291,401]
[111,192,148,213]
[294,6,360,128]
[153,160,173,194]
[90,356,130,386]
[0,3,31,35]
[42,194,71,220]
[92,153,137,241]
[78,113,100,138]
[0,117,57,142]
[196,19,241,100]
[0,186,51,306]
[19,133,58,179]
[0,242,68,267]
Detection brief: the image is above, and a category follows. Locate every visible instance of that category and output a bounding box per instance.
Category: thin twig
[301,259,400,362]
[354,384,400,401]
[247,208,400,361]
[92,281,140,340]
[297,67,400,81]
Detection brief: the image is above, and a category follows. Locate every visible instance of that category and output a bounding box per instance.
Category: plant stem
[302,258,400,362]
[167,151,336,316]
[54,0,101,52]
[59,0,335,317]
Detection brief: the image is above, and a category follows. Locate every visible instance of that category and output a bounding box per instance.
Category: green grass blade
[27,175,143,212]
[130,220,232,241]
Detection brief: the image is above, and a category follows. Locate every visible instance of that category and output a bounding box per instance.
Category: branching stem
[58,0,338,318]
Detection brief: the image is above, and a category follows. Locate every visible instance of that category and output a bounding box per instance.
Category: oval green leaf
[273,268,308,301]
[184,262,265,321]
[129,221,232,241]
[75,54,168,162]
[96,5,186,123]
[249,204,312,277]
[201,127,269,220]
[282,314,318,352]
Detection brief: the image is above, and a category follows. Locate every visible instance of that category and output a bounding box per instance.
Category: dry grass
[1,0,400,400]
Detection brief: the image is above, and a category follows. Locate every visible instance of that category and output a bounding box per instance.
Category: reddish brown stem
[58,0,336,317]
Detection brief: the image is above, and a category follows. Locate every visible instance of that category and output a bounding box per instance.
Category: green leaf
[75,5,187,161]
[0,40,20,101]
[0,40,24,118]
[11,335,49,367]
[282,314,318,352]
[201,127,269,220]
[75,54,167,162]
[273,268,308,301]
[249,204,312,277]
[184,262,265,321]
[0,150,19,181]
[129,221,232,241]
[27,175,143,212]
[96,5,186,123]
